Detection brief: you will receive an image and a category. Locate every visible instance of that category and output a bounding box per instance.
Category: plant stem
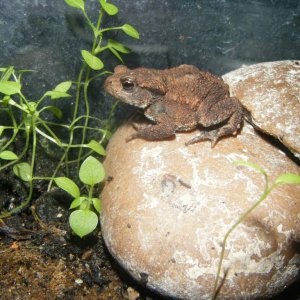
[0,108,20,152]
[73,65,86,121]
[88,184,94,200]
[0,126,30,171]
[0,122,36,218]
[211,182,275,299]
[38,118,62,146]
[77,10,103,168]
[47,127,75,191]
[48,58,86,185]
[76,71,90,168]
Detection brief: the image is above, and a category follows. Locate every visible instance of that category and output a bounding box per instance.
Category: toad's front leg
[126,102,177,142]
[126,117,177,142]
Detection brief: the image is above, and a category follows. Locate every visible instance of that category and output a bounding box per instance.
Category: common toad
[104,64,243,147]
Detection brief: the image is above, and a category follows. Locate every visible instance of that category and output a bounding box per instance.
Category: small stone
[69,254,75,261]
[81,249,93,260]
[75,278,83,285]
[127,287,140,300]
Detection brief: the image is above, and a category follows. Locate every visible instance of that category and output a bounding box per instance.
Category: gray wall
[0,0,299,113]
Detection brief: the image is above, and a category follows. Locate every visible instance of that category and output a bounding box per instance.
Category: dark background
[0,0,299,109]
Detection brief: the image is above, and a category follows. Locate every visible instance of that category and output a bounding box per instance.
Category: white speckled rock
[101,121,300,299]
[101,61,300,299]
[222,60,300,157]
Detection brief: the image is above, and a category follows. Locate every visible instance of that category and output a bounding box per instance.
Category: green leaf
[0,81,21,95]
[0,150,18,160]
[45,91,71,100]
[234,160,267,176]
[0,66,14,82]
[13,162,32,182]
[69,209,98,238]
[54,81,72,93]
[121,24,139,39]
[0,126,5,136]
[86,140,106,156]
[64,0,85,10]
[275,173,300,185]
[108,47,124,63]
[94,45,107,54]
[92,197,102,213]
[54,177,80,198]
[70,197,86,209]
[99,0,118,15]
[43,106,63,119]
[107,39,130,53]
[2,95,11,105]
[81,50,104,70]
[79,156,105,186]
[27,101,37,113]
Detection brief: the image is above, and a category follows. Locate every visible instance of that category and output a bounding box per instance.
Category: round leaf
[69,209,98,238]
[81,50,104,70]
[0,150,18,160]
[79,156,105,185]
[13,162,32,182]
[121,24,139,39]
[99,0,118,15]
[64,0,85,10]
[54,177,80,198]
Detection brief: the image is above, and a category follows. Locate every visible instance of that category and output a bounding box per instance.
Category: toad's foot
[126,132,141,142]
[185,125,239,148]
[131,121,149,131]
[126,123,151,142]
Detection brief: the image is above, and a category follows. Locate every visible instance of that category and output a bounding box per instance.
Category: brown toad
[104,64,243,147]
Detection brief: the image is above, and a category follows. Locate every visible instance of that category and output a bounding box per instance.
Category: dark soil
[0,167,299,300]
[0,168,169,300]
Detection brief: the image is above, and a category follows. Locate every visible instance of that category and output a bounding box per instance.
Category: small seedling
[0,0,139,237]
[211,160,300,299]
[54,155,105,238]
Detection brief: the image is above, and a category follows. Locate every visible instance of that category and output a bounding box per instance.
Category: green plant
[63,0,138,168]
[0,0,139,237]
[211,161,300,299]
[54,155,105,238]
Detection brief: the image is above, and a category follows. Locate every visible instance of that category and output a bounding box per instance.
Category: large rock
[223,60,300,157]
[100,62,300,299]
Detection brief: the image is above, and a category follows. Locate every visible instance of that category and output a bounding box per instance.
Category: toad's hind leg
[186,97,243,147]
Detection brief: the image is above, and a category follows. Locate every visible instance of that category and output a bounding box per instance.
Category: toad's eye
[121,78,135,91]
